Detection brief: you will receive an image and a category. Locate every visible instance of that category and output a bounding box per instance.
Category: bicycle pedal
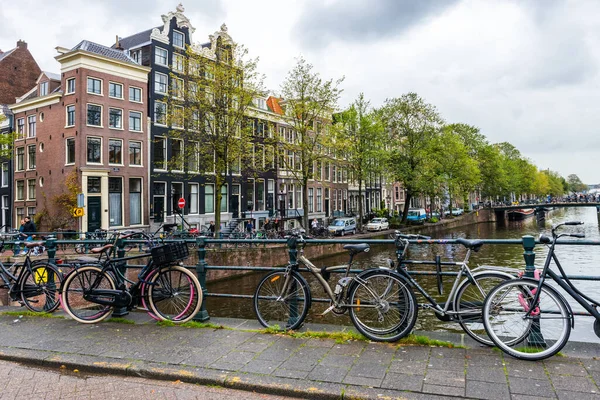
[321,305,335,316]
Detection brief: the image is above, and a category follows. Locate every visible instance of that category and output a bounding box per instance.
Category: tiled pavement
[0,309,599,399]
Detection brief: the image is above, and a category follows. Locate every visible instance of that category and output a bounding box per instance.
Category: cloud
[293,0,461,48]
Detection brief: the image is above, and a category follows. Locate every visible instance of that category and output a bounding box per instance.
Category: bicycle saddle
[455,238,484,252]
[343,243,370,254]
[90,244,114,254]
[24,241,44,249]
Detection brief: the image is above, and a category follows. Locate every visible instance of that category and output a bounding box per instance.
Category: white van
[407,208,427,224]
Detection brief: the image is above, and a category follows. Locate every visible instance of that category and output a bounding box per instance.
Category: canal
[206,207,600,342]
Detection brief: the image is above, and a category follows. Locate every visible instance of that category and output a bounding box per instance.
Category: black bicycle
[482,221,590,360]
[61,233,202,324]
[0,240,63,312]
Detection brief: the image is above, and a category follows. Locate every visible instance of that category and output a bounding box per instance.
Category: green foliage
[567,174,587,193]
[107,317,135,324]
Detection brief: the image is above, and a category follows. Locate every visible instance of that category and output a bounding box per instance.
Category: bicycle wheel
[254,270,311,331]
[454,272,513,346]
[348,269,418,342]
[19,262,63,313]
[483,279,571,361]
[146,265,202,323]
[61,265,116,324]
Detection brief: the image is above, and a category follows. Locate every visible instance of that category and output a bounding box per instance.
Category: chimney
[114,35,123,50]
[17,40,27,49]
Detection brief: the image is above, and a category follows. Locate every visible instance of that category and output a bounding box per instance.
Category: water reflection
[206,207,600,342]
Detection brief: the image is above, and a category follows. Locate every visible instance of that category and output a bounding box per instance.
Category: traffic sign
[178,198,186,209]
[72,207,84,218]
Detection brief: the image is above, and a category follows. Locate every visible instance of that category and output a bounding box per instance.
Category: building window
[308,188,314,213]
[220,185,227,212]
[188,183,198,214]
[173,53,184,72]
[66,105,75,126]
[187,141,198,172]
[27,207,36,219]
[129,86,142,102]
[27,179,36,200]
[16,147,24,171]
[109,177,122,226]
[173,30,184,48]
[173,77,184,98]
[87,177,101,193]
[87,77,102,95]
[152,182,166,221]
[256,180,265,211]
[27,145,36,169]
[129,141,142,166]
[129,178,142,225]
[16,208,24,226]
[171,182,183,211]
[16,118,24,138]
[130,50,141,64]
[204,184,214,213]
[316,188,322,212]
[87,137,101,163]
[109,108,122,129]
[108,139,122,164]
[154,72,168,94]
[172,105,184,128]
[27,115,36,137]
[66,138,75,164]
[16,180,24,201]
[87,104,102,126]
[171,139,183,171]
[108,82,123,99]
[66,78,75,94]
[128,111,142,132]
[155,47,168,66]
[154,102,167,125]
[153,137,166,170]
[1,163,7,187]
[39,81,48,96]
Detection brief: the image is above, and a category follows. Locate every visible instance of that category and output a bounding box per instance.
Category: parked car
[365,218,390,231]
[444,208,464,216]
[328,218,357,236]
[406,208,427,224]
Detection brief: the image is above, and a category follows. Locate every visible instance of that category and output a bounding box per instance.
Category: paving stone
[304,338,336,348]
[388,359,428,375]
[545,360,588,377]
[422,383,465,397]
[431,347,466,359]
[466,354,505,368]
[556,391,600,400]
[467,366,507,383]
[505,360,549,380]
[271,368,309,380]
[422,369,465,388]
[396,347,431,361]
[240,359,283,375]
[348,361,388,379]
[550,375,599,393]
[342,374,383,387]
[318,354,356,367]
[279,357,320,372]
[327,342,366,356]
[511,395,556,400]
[466,380,511,400]
[427,355,465,370]
[306,365,349,383]
[381,371,424,392]
[509,376,556,398]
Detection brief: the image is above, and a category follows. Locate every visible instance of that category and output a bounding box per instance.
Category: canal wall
[204,209,497,282]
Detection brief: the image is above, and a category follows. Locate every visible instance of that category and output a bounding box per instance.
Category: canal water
[206,207,600,342]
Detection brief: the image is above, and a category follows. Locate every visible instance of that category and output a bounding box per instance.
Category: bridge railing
[7,235,597,322]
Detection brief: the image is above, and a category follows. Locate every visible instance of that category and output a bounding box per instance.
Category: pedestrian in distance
[208,221,215,237]
[246,220,254,233]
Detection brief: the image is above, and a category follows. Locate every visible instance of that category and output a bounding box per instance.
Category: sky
[1,0,598,184]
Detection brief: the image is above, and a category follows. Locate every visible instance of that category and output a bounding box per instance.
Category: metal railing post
[112,236,129,317]
[46,236,57,264]
[287,236,299,327]
[44,236,58,312]
[522,235,546,347]
[193,237,210,321]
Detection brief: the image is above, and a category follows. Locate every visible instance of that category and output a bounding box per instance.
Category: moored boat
[508,209,535,221]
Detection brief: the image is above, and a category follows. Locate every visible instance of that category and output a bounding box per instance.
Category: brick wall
[0,41,41,104]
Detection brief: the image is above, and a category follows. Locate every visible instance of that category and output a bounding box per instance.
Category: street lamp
[386,195,391,216]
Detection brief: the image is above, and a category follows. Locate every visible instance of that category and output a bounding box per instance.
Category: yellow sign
[72,207,84,218]
[34,268,48,284]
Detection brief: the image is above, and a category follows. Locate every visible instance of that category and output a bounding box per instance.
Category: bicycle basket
[150,241,189,266]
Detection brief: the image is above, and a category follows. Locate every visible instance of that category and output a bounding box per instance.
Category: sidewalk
[0,307,599,400]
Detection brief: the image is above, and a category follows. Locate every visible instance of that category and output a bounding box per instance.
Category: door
[230,184,240,219]
[153,197,165,223]
[87,197,102,231]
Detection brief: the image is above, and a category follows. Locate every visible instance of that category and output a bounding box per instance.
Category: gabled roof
[267,96,284,115]
[0,48,16,62]
[71,40,137,64]
[36,71,61,84]
[115,26,161,50]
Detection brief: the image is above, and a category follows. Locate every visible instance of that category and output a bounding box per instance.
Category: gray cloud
[293,0,461,48]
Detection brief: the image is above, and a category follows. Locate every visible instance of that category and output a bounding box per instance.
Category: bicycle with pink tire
[60,233,201,324]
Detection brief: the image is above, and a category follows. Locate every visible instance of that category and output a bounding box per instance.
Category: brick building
[0,40,41,105]
[9,41,150,231]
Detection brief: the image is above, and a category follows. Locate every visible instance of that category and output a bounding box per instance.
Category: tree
[277,57,344,229]
[381,93,443,224]
[567,174,587,193]
[333,93,383,229]
[166,25,265,235]
[0,112,14,161]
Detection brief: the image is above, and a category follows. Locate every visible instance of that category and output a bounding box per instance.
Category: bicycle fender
[516,277,575,329]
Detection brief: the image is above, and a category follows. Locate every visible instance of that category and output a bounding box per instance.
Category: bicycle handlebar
[564,221,584,226]
[394,231,431,240]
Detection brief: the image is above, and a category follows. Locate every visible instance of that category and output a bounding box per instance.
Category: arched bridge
[492,203,600,211]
